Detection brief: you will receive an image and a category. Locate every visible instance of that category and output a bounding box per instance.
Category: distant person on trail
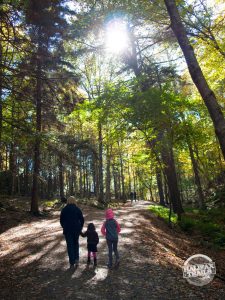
[130,191,134,204]
[101,208,121,269]
[134,191,137,202]
[60,196,84,269]
[81,223,99,266]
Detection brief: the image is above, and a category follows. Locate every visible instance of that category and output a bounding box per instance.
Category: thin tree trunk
[176,160,184,203]
[69,168,74,196]
[119,150,125,201]
[24,160,29,196]
[17,171,20,195]
[156,166,165,206]
[163,175,169,205]
[164,0,225,160]
[149,186,154,202]
[47,172,53,199]
[79,150,83,198]
[133,170,136,192]
[10,143,16,195]
[59,154,64,198]
[5,146,8,170]
[187,138,206,209]
[127,160,132,194]
[10,97,16,195]
[94,159,99,198]
[113,164,119,200]
[31,48,42,214]
[161,142,184,219]
[53,175,57,196]
[105,144,111,202]
[98,122,104,203]
[92,158,97,196]
[83,157,86,197]
[86,158,89,196]
[74,167,77,196]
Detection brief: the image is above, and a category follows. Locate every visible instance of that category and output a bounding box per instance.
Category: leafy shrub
[149,205,225,248]
[149,205,177,223]
[178,216,196,233]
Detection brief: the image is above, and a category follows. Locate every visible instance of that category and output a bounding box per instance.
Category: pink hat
[105,208,114,219]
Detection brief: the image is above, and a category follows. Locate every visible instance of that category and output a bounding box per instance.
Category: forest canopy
[0,0,225,218]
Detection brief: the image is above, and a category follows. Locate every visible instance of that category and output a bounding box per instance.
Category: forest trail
[0,201,225,300]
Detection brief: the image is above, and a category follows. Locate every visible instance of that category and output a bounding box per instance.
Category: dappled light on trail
[0,201,225,299]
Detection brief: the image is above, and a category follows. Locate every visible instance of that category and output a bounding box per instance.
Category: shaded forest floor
[0,200,225,300]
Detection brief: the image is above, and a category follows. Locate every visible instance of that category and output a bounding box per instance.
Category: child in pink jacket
[101,208,121,268]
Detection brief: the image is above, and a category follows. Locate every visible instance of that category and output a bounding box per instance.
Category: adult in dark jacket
[60,196,84,268]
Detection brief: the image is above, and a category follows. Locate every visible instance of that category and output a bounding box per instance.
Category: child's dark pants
[107,239,119,266]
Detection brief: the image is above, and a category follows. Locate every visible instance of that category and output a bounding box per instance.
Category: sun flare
[105,20,129,54]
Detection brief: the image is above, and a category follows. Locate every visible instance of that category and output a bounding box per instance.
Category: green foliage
[179,216,196,232]
[149,205,225,248]
[42,199,59,208]
[149,205,178,223]
[1,0,225,219]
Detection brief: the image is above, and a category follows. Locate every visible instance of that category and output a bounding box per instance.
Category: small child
[81,223,99,266]
[101,208,121,269]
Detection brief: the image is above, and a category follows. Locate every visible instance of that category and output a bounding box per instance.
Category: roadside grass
[148,205,225,248]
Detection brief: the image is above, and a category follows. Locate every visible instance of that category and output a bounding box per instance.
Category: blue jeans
[65,232,80,265]
[107,239,119,266]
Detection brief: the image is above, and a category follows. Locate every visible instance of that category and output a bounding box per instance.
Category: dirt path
[0,201,224,300]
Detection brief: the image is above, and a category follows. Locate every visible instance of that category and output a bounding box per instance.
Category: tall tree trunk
[163,175,169,205]
[24,160,29,196]
[98,122,104,203]
[74,167,77,196]
[164,0,225,160]
[59,154,64,198]
[119,149,125,201]
[10,97,16,195]
[10,143,16,195]
[94,159,99,198]
[156,166,165,206]
[85,158,89,197]
[187,138,206,209]
[176,160,184,203]
[133,170,137,192]
[113,164,119,200]
[149,187,154,202]
[69,169,74,196]
[92,158,97,196]
[127,161,132,194]
[5,146,8,170]
[161,143,184,219]
[17,171,20,195]
[53,175,57,196]
[83,157,86,197]
[31,49,42,214]
[47,172,53,199]
[105,144,111,202]
[79,150,83,198]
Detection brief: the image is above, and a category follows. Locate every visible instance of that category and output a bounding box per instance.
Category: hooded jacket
[81,223,99,245]
[101,209,121,241]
